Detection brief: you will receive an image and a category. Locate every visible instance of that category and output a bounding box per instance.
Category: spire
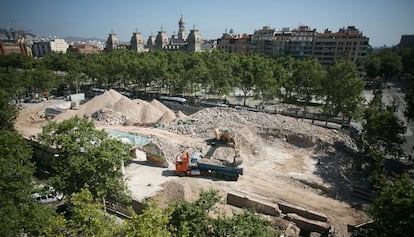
[179,14,185,25]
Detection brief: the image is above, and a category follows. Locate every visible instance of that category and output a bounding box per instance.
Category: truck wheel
[180,171,186,177]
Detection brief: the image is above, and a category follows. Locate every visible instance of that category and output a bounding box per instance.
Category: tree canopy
[364,50,403,81]
[323,60,364,117]
[363,94,406,157]
[38,116,132,200]
[370,174,414,236]
[0,90,54,236]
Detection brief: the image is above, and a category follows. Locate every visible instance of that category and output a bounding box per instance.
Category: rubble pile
[92,108,127,125]
[162,107,355,148]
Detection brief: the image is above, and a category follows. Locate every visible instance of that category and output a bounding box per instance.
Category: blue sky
[1,0,413,47]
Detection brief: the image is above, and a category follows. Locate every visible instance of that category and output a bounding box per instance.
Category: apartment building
[312,26,369,68]
[217,32,250,54]
[285,26,315,58]
[250,26,277,56]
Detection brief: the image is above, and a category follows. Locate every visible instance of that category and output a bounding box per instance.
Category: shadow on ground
[310,141,370,205]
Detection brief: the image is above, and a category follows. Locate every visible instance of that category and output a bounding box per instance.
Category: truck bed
[197,160,243,177]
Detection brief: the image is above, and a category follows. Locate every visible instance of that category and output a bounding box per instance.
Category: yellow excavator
[214,128,236,145]
[213,128,242,166]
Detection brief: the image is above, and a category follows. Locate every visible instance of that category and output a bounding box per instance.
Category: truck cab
[176,151,190,176]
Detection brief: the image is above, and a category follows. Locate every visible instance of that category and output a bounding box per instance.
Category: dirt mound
[138,102,164,124]
[78,89,123,117]
[54,89,181,125]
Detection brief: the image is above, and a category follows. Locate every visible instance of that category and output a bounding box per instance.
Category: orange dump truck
[175,151,243,181]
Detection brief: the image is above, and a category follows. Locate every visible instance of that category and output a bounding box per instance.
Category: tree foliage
[323,61,364,117]
[38,116,132,200]
[0,89,17,131]
[123,201,172,237]
[166,189,277,237]
[41,187,121,237]
[370,174,414,236]
[0,130,53,236]
[40,188,277,237]
[404,80,414,120]
[363,95,406,157]
[292,58,326,111]
[399,48,414,75]
[364,50,402,81]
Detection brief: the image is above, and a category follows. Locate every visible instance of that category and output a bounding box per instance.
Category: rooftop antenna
[135,26,138,33]
[111,28,114,34]
[193,24,195,30]
[160,25,163,32]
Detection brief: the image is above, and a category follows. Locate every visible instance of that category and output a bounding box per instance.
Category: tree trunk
[243,90,248,107]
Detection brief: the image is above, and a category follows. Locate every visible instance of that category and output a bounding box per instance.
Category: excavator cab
[213,128,236,146]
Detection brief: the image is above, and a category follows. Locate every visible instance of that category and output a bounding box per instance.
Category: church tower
[106,31,119,51]
[187,26,202,52]
[178,15,187,41]
[155,27,169,49]
[130,31,144,52]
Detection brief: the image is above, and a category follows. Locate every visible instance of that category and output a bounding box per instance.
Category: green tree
[41,187,121,237]
[234,55,255,106]
[214,210,277,237]
[167,189,278,236]
[379,50,402,81]
[38,116,132,200]
[365,53,381,79]
[363,96,406,157]
[123,201,172,236]
[405,81,414,120]
[0,89,17,131]
[0,130,54,236]
[275,56,295,102]
[399,48,414,75]
[169,189,220,236]
[323,61,364,119]
[253,55,275,105]
[293,58,326,112]
[209,53,234,96]
[370,174,414,236]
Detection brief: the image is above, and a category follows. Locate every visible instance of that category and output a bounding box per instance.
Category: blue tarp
[106,129,149,147]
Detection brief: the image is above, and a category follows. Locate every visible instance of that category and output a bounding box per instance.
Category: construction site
[16,89,372,236]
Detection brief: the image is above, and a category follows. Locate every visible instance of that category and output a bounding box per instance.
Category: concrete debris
[162,107,356,149]
[278,201,328,222]
[284,223,301,237]
[286,213,330,233]
[92,108,127,125]
[227,192,281,216]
